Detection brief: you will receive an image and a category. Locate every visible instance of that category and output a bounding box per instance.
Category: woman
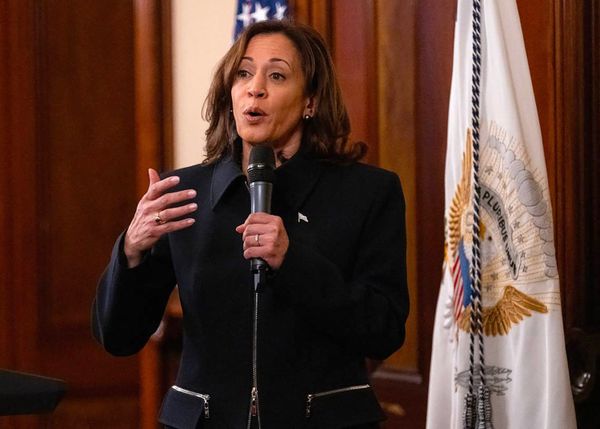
[93,20,408,429]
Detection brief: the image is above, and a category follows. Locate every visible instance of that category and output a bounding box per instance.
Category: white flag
[426,1,576,428]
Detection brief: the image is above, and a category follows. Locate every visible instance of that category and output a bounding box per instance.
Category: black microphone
[247,145,275,278]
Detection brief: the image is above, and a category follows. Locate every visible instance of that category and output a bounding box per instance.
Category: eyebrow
[241,56,292,69]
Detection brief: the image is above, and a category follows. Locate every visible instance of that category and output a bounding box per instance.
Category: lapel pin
[298,212,309,223]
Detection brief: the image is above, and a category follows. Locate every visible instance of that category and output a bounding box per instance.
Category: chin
[240,134,273,146]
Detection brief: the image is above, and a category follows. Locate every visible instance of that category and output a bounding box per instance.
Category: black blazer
[92,150,409,429]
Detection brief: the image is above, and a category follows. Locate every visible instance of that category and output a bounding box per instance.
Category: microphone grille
[247,145,275,184]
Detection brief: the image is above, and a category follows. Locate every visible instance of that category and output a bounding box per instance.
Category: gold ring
[154,212,166,225]
[255,234,261,246]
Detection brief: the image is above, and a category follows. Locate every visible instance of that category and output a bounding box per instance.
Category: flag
[426,0,576,428]
[234,1,289,40]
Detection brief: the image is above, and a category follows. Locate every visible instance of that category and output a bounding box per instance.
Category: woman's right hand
[123,168,197,268]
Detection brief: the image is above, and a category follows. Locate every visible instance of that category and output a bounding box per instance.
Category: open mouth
[243,107,266,117]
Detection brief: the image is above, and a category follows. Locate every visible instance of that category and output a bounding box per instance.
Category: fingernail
[170,176,180,183]
[186,219,195,224]
[187,190,196,197]
[189,203,197,210]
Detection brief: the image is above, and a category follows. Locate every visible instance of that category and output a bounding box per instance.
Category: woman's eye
[236,70,250,78]
[270,72,285,81]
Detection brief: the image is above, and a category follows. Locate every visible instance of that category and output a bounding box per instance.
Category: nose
[247,75,266,98]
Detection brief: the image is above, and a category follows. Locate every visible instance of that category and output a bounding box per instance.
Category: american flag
[234,1,289,40]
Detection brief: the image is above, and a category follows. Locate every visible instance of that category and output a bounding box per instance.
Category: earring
[303,114,312,120]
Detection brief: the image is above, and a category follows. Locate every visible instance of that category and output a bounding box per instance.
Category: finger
[150,189,197,212]
[242,224,276,242]
[242,234,272,250]
[243,212,280,225]
[148,168,161,186]
[159,203,198,223]
[242,246,266,260]
[155,217,196,234]
[146,175,182,200]
[242,246,277,263]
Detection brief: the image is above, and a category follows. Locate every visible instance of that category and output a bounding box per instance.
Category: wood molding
[414,0,455,381]
[0,0,14,370]
[331,0,379,164]
[552,0,586,329]
[376,0,419,374]
[135,2,174,426]
[160,0,174,170]
[2,0,146,425]
[0,0,40,373]
[0,2,42,427]
[134,0,169,194]
[289,0,332,46]
[588,0,600,327]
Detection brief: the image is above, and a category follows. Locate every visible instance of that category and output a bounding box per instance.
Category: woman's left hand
[235,213,289,270]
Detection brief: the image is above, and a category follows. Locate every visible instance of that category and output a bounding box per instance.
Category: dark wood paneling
[134,0,173,187]
[414,0,456,383]
[0,2,45,427]
[290,0,332,47]
[292,0,378,162]
[331,0,379,164]
[37,0,141,423]
[0,1,172,427]
[375,0,418,374]
[587,0,600,327]
[38,0,137,331]
[0,0,16,371]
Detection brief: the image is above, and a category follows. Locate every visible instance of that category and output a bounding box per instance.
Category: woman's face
[231,33,312,158]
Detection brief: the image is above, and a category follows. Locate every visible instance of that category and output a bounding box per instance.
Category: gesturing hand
[235,213,289,270]
[124,168,197,268]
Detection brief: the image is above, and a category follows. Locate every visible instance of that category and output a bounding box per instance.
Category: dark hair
[202,20,366,163]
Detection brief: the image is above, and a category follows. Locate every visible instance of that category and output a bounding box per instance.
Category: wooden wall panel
[0,1,172,427]
[331,0,379,164]
[376,0,419,374]
[34,1,142,400]
[38,1,138,330]
[290,0,332,47]
[588,0,600,328]
[413,0,456,377]
[291,0,380,161]
[0,2,41,427]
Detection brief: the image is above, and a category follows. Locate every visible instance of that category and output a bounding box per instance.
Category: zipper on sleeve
[305,384,371,418]
[171,385,210,419]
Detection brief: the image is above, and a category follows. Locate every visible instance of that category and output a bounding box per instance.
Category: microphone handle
[249,181,273,274]
[249,181,272,213]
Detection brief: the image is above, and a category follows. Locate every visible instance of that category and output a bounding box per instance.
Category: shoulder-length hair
[202,20,366,164]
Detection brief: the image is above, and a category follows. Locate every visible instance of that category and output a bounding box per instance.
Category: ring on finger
[255,234,261,246]
[154,212,166,225]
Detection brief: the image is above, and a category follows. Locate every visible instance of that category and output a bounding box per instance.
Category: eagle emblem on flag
[444,126,550,336]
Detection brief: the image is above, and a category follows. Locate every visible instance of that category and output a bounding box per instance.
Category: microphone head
[247,145,276,184]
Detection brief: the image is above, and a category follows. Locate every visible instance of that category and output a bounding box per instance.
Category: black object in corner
[0,369,67,416]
